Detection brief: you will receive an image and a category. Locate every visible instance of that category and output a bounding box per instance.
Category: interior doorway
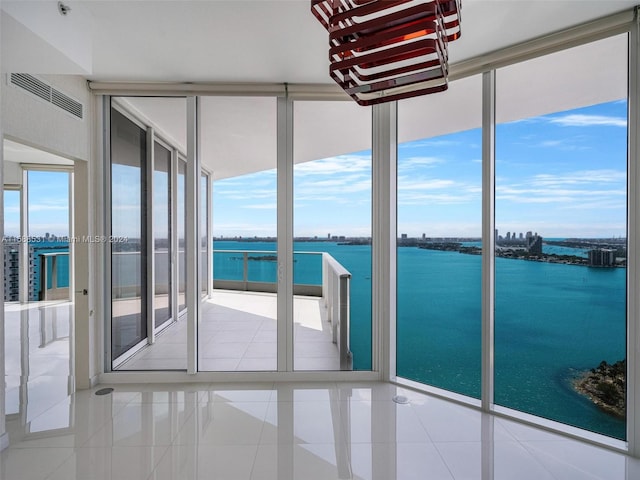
[2,139,76,438]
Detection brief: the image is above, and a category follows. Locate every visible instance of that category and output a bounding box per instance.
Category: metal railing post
[339,274,352,370]
[243,251,248,290]
[40,255,47,301]
[51,255,58,290]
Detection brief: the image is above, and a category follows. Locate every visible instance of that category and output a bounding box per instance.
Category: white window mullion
[147,128,156,344]
[19,168,29,303]
[627,10,640,457]
[277,96,294,372]
[372,102,397,380]
[481,70,496,412]
[171,148,179,324]
[103,96,113,372]
[186,96,200,374]
[206,173,213,297]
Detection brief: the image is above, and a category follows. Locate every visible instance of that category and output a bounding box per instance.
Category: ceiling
[0,1,637,83]
[1,1,636,179]
[3,139,74,166]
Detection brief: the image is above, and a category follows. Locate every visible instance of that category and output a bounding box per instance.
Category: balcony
[118,250,352,371]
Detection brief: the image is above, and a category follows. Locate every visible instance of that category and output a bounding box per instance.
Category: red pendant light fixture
[311,0,461,105]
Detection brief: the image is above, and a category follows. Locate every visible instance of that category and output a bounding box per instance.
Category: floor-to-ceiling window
[494,34,628,439]
[99,22,635,444]
[111,97,188,370]
[396,75,483,398]
[201,96,278,371]
[293,100,372,371]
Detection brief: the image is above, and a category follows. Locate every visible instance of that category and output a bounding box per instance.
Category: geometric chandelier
[311,0,462,105]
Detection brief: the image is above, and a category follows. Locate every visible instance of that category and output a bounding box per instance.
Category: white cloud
[398,178,457,191]
[400,139,461,149]
[293,155,370,177]
[549,114,627,128]
[241,203,277,210]
[496,168,627,207]
[530,170,626,187]
[535,137,590,151]
[28,203,68,212]
[398,156,445,170]
[398,192,478,205]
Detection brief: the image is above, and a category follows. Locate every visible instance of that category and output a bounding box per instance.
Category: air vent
[9,73,84,120]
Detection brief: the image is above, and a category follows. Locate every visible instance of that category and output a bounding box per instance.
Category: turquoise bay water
[33,239,625,437]
[214,240,626,439]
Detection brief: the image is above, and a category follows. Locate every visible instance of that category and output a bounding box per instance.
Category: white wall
[3,159,21,185]
[2,74,91,162]
[2,73,98,392]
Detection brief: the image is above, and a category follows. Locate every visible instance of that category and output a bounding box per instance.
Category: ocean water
[215,240,626,440]
[27,239,627,437]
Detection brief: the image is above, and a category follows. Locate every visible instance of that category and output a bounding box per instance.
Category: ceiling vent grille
[10,73,84,120]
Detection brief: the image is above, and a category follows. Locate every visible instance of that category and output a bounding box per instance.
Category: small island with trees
[573,359,626,418]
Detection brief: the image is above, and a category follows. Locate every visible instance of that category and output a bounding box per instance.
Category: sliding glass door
[111,107,147,361]
[110,97,187,369]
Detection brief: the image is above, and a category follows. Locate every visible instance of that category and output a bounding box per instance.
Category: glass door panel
[293,100,372,371]
[200,96,278,372]
[112,96,187,371]
[111,107,147,362]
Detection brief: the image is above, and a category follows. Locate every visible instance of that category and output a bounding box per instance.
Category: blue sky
[215,99,628,239]
[5,100,627,240]
[3,171,69,238]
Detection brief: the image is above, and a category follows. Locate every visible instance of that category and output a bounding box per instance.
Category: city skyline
[4,100,628,239]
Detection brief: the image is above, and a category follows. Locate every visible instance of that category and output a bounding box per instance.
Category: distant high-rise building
[401,233,408,239]
[588,248,616,267]
[519,232,524,240]
[3,243,40,301]
[526,234,543,255]
[3,244,20,301]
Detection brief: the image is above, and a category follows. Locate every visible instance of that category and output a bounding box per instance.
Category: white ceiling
[3,139,74,166]
[1,1,636,178]
[1,1,637,83]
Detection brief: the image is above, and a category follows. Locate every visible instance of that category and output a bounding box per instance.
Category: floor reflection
[2,380,640,479]
[4,301,74,439]
[3,303,640,479]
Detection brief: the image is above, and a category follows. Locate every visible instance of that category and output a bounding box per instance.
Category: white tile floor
[3,381,640,480]
[5,301,640,479]
[121,290,341,371]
